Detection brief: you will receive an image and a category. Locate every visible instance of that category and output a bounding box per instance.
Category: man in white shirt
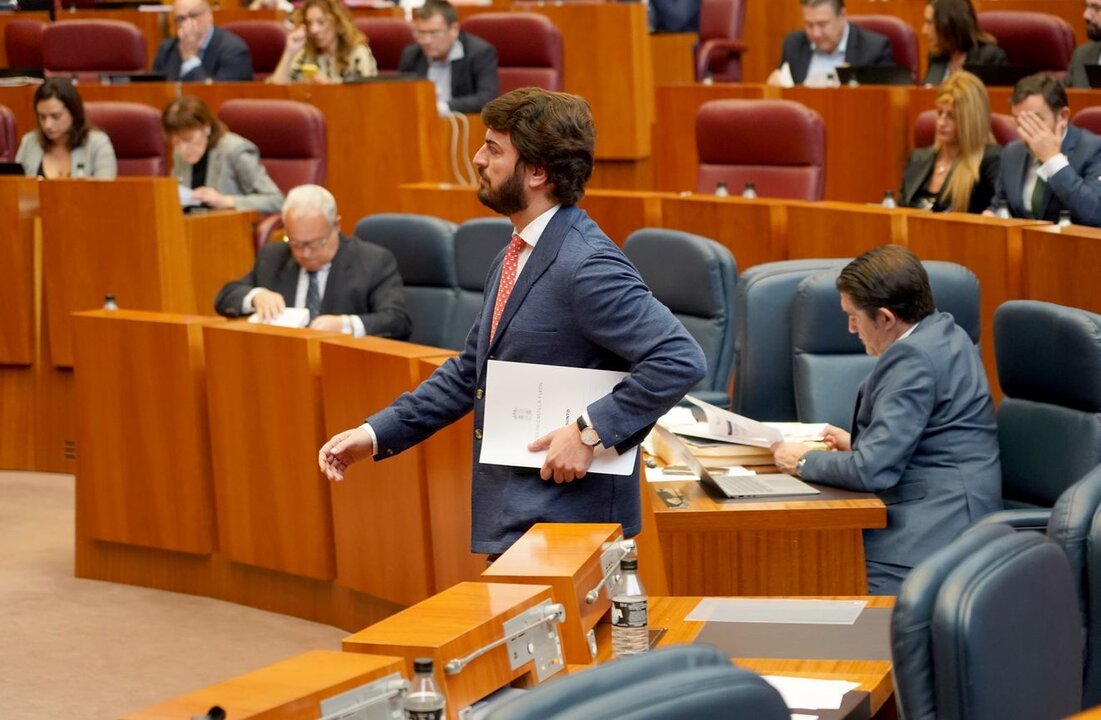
[767,0,893,87]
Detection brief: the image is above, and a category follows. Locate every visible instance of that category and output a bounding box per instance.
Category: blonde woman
[269,0,377,84]
[900,71,1001,213]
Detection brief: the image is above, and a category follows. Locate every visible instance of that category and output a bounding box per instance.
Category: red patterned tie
[490,233,527,339]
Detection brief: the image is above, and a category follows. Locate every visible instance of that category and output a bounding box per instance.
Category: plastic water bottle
[714,180,729,197]
[404,658,446,720]
[994,199,1011,219]
[1058,210,1073,227]
[103,294,118,311]
[741,182,758,199]
[611,558,648,658]
[881,190,897,209]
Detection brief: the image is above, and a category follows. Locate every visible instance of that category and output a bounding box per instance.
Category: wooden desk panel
[183,209,258,313]
[659,195,787,270]
[319,337,456,606]
[786,202,910,260]
[204,323,341,580]
[651,32,697,88]
[1022,224,1101,314]
[73,310,222,554]
[0,177,37,365]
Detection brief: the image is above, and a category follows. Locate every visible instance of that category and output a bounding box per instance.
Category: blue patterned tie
[306,271,320,321]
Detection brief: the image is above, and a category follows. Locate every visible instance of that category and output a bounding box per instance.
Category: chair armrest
[695,38,748,81]
[253,213,284,253]
[968,508,1052,533]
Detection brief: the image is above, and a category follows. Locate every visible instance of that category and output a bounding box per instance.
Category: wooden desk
[786,201,911,260]
[659,194,788,269]
[1022,223,1101,315]
[185,209,258,315]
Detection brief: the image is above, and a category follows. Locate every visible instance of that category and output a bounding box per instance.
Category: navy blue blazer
[777,22,893,85]
[152,26,254,82]
[368,206,706,554]
[802,312,1002,569]
[990,124,1101,226]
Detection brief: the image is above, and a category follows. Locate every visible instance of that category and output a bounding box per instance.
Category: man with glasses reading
[153,0,254,82]
[1067,0,1101,87]
[398,0,499,114]
[214,184,411,339]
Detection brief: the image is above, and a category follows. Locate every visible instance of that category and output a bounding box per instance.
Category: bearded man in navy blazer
[320,88,706,556]
[772,246,1002,595]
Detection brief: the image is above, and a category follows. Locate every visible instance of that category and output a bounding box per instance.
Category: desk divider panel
[1022,224,1101,315]
[659,195,788,270]
[73,310,223,554]
[183,210,259,315]
[786,202,911,260]
[205,323,341,580]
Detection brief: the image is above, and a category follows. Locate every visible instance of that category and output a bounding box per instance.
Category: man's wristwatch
[795,456,807,478]
[576,415,602,447]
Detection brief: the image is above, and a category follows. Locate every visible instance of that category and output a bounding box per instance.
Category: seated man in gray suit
[772,245,1002,595]
[214,184,412,340]
[767,0,893,87]
[1066,0,1101,89]
[984,74,1101,226]
[152,0,253,82]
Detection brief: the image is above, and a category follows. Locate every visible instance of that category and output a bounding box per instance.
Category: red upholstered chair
[222,20,287,81]
[695,99,825,200]
[0,104,17,163]
[977,11,1075,72]
[42,20,146,78]
[352,17,414,73]
[695,0,746,82]
[849,14,919,82]
[1072,107,1101,136]
[462,13,563,92]
[913,110,1018,147]
[4,18,46,69]
[84,102,167,177]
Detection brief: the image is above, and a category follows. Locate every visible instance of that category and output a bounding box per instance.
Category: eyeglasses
[174,7,208,24]
[287,234,330,252]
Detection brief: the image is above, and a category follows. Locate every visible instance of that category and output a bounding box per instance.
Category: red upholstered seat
[977,11,1075,72]
[217,99,327,194]
[4,18,46,69]
[913,109,1018,148]
[849,14,918,82]
[42,20,146,76]
[222,20,287,81]
[0,104,17,163]
[84,101,167,177]
[462,13,563,92]
[695,99,825,200]
[352,17,414,73]
[1072,107,1101,136]
[695,0,746,82]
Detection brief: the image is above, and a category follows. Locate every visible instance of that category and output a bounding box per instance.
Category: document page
[666,397,827,448]
[247,307,309,328]
[479,360,638,475]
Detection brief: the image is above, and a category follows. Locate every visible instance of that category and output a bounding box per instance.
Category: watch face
[581,427,601,446]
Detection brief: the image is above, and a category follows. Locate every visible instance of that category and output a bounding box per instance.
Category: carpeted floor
[0,471,347,719]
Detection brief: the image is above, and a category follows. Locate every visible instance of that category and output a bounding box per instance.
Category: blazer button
[475,388,484,400]
[474,429,483,440]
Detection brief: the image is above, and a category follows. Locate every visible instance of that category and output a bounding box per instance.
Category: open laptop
[1084,65,1101,89]
[655,425,820,499]
[964,64,1043,87]
[836,64,914,86]
[0,162,24,176]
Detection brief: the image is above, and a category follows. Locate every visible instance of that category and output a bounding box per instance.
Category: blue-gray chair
[484,644,788,720]
[450,217,512,351]
[623,229,738,408]
[732,258,848,421]
[354,213,458,349]
[993,300,1101,509]
[892,526,1082,720]
[790,261,980,426]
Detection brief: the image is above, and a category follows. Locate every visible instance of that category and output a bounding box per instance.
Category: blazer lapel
[275,249,301,305]
[792,40,813,84]
[319,237,347,314]
[901,149,934,206]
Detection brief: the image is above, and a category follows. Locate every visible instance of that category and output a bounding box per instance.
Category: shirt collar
[514,204,561,249]
[430,36,465,67]
[812,22,849,55]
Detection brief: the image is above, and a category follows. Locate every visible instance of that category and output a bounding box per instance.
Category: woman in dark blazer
[922,0,1007,86]
[900,71,1001,214]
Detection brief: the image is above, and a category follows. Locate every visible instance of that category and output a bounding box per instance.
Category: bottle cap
[413,657,434,673]
[620,558,638,571]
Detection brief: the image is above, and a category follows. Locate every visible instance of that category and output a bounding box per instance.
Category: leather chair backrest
[977,11,1076,72]
[624,228,738,407]
[4,18,46,69]
[485,644,788,720]
[222,21,287,80]
[0,104,16,163]
[696,0,746,81]
[696,99,825,200]
[913,109,1018,148]
[995,300,1101,508]
[932,532,1082,719]
[1074,107,1101,137]
[217,99,327,195]
[84,101,166,176]
[732,259,848,421]
[1083,480,1101,707]
[42,20,146,74]
[791,261,980,426]
[849,14,918,81]
[451,217,511,351]
[463,13,563,92]
[354,213,458,349]
[352,18,414,73]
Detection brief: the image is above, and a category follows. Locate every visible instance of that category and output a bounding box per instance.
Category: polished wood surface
[73,310,222,554]
[659,194,788,269]
[319,337,456,606]
[124,650,406,720]
[651,32,697,88]
[183,209,258,315]
[787,202,911,260]
[1022,224,1101,315]
[0,177,37,365]
[344,581,561,720]
[204,323,341,579]
[482,523,623,665]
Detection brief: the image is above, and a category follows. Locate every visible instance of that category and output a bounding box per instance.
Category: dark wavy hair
[929,0,996,56]
[33,77,90,151]
[836,245,935,325]
[161,96,227,147]
[480,87,596,206]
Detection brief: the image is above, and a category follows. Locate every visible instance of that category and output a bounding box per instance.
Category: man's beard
[477,163,527,216]
[1090,21,1101,42]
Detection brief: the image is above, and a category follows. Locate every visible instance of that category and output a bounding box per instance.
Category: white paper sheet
[247,307,310,329]
[763,675,860,711]
[663,398,827,448]
[685,598,867,625]
[177,183,202,208]
[479,360,638,474]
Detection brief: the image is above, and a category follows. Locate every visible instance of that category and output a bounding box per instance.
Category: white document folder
[479,360,639,475]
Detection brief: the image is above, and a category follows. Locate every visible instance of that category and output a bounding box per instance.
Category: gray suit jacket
[367,205,706,554]
[802,312,1002,568]
[15,129,117,178]
[213,235,412,339]
[1067,41,1101,89]
[171,132,284,214]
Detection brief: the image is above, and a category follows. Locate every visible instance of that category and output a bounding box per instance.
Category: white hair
[282,184,338,225]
